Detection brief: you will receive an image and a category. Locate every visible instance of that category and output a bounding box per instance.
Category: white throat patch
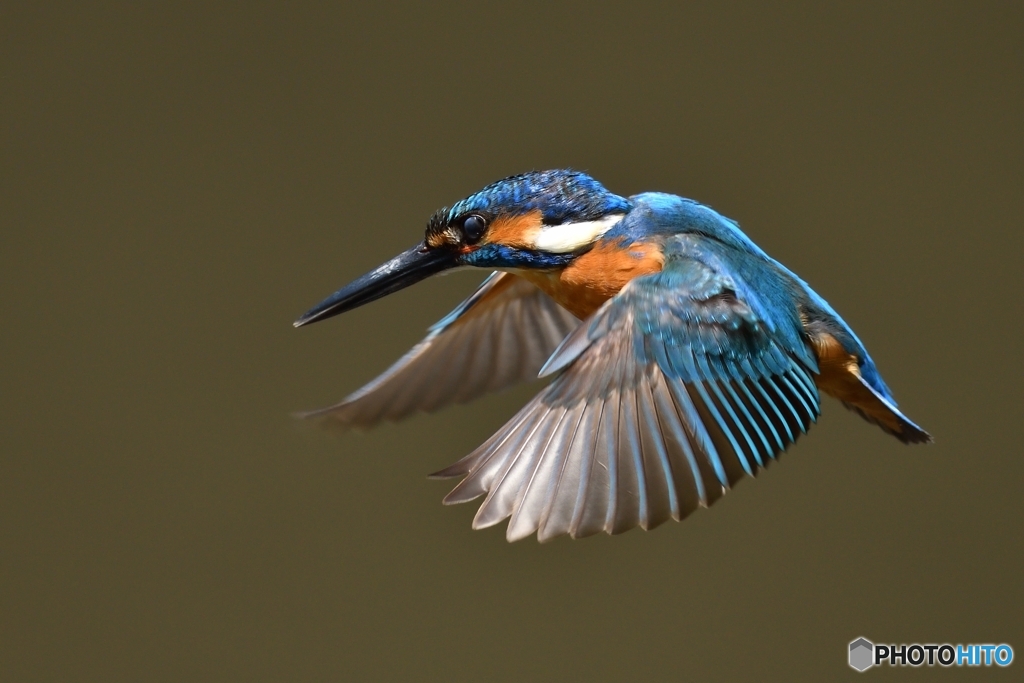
[529,214,625,253]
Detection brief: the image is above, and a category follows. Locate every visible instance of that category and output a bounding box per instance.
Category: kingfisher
[294,170,931,542]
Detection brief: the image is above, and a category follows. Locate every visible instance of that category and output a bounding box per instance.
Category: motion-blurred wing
[432,235,822,542]
[302,272,580,428]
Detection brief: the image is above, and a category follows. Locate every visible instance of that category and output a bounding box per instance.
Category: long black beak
[293,243,457,327]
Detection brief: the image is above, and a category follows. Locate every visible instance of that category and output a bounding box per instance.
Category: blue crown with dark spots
[442,170,631,226]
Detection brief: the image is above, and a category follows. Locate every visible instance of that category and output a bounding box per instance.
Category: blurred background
[3,2,1022,681]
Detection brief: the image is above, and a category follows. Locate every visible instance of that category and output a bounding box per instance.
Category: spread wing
[432,235,822,542]
[302,272,581,428]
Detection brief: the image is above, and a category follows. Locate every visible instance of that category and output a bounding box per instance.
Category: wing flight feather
[301,272,580,428]
[432,236,821,541]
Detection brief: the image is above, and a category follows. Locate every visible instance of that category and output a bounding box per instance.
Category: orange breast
[519,241,665,319]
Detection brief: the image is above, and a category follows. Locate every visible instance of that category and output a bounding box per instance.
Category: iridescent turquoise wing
[434,235,821,541]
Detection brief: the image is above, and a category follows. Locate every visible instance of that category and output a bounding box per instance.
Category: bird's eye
[461,215,487,243]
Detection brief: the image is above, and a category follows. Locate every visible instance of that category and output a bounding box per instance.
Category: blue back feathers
[430,170,895,404]
[604,192,771,258]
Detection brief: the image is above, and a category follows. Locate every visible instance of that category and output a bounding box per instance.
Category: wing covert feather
[433,238,821,541]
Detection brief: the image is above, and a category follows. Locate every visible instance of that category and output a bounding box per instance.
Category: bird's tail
[807,326,931,444]
[837,373,932,444]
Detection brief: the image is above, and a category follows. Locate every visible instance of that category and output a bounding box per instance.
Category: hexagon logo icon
[849,637,874,671]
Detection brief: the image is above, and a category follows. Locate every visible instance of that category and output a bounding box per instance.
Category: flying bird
[295,170,930,542]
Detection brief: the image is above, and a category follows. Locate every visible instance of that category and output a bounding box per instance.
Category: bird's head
[294,170,630,326]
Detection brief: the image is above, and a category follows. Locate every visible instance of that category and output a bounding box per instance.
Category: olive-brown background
[3,3,1022,681]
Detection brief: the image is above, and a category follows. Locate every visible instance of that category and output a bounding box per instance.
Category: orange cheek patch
[484,210,544,249]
